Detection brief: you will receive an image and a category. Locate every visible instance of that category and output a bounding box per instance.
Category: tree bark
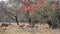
[15,16,19,25]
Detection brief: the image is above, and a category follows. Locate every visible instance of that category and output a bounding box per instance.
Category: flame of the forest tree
[21,0,45,12]
[36,0,44,7]
[30,4,37,12]
[21,0,30,6]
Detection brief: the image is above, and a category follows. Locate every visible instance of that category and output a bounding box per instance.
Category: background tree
[0,0,60,29]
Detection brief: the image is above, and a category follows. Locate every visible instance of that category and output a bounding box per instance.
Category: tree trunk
[15,16,19,25]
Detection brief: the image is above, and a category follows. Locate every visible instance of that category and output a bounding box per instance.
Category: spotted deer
[0,23,11,28]
[19,24,25,29]
[40,23,49,29]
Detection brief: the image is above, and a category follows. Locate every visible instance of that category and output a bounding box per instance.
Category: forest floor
[0,23,59,34]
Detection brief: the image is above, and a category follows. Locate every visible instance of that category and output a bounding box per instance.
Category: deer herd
[0,22,49,29]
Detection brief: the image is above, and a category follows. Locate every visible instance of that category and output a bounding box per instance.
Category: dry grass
[0,23,59,34]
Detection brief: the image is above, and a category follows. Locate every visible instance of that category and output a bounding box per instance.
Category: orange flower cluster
[21,0,45,12]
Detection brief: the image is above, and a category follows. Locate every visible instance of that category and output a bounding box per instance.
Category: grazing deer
[19,24,25,29]
[0,23,10,28]
[35,24,42,29]
[24,23,35,28]
[24,23,31,28]
[40,23,49,29]
[34,25,39,28]
[26,25,32,28]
